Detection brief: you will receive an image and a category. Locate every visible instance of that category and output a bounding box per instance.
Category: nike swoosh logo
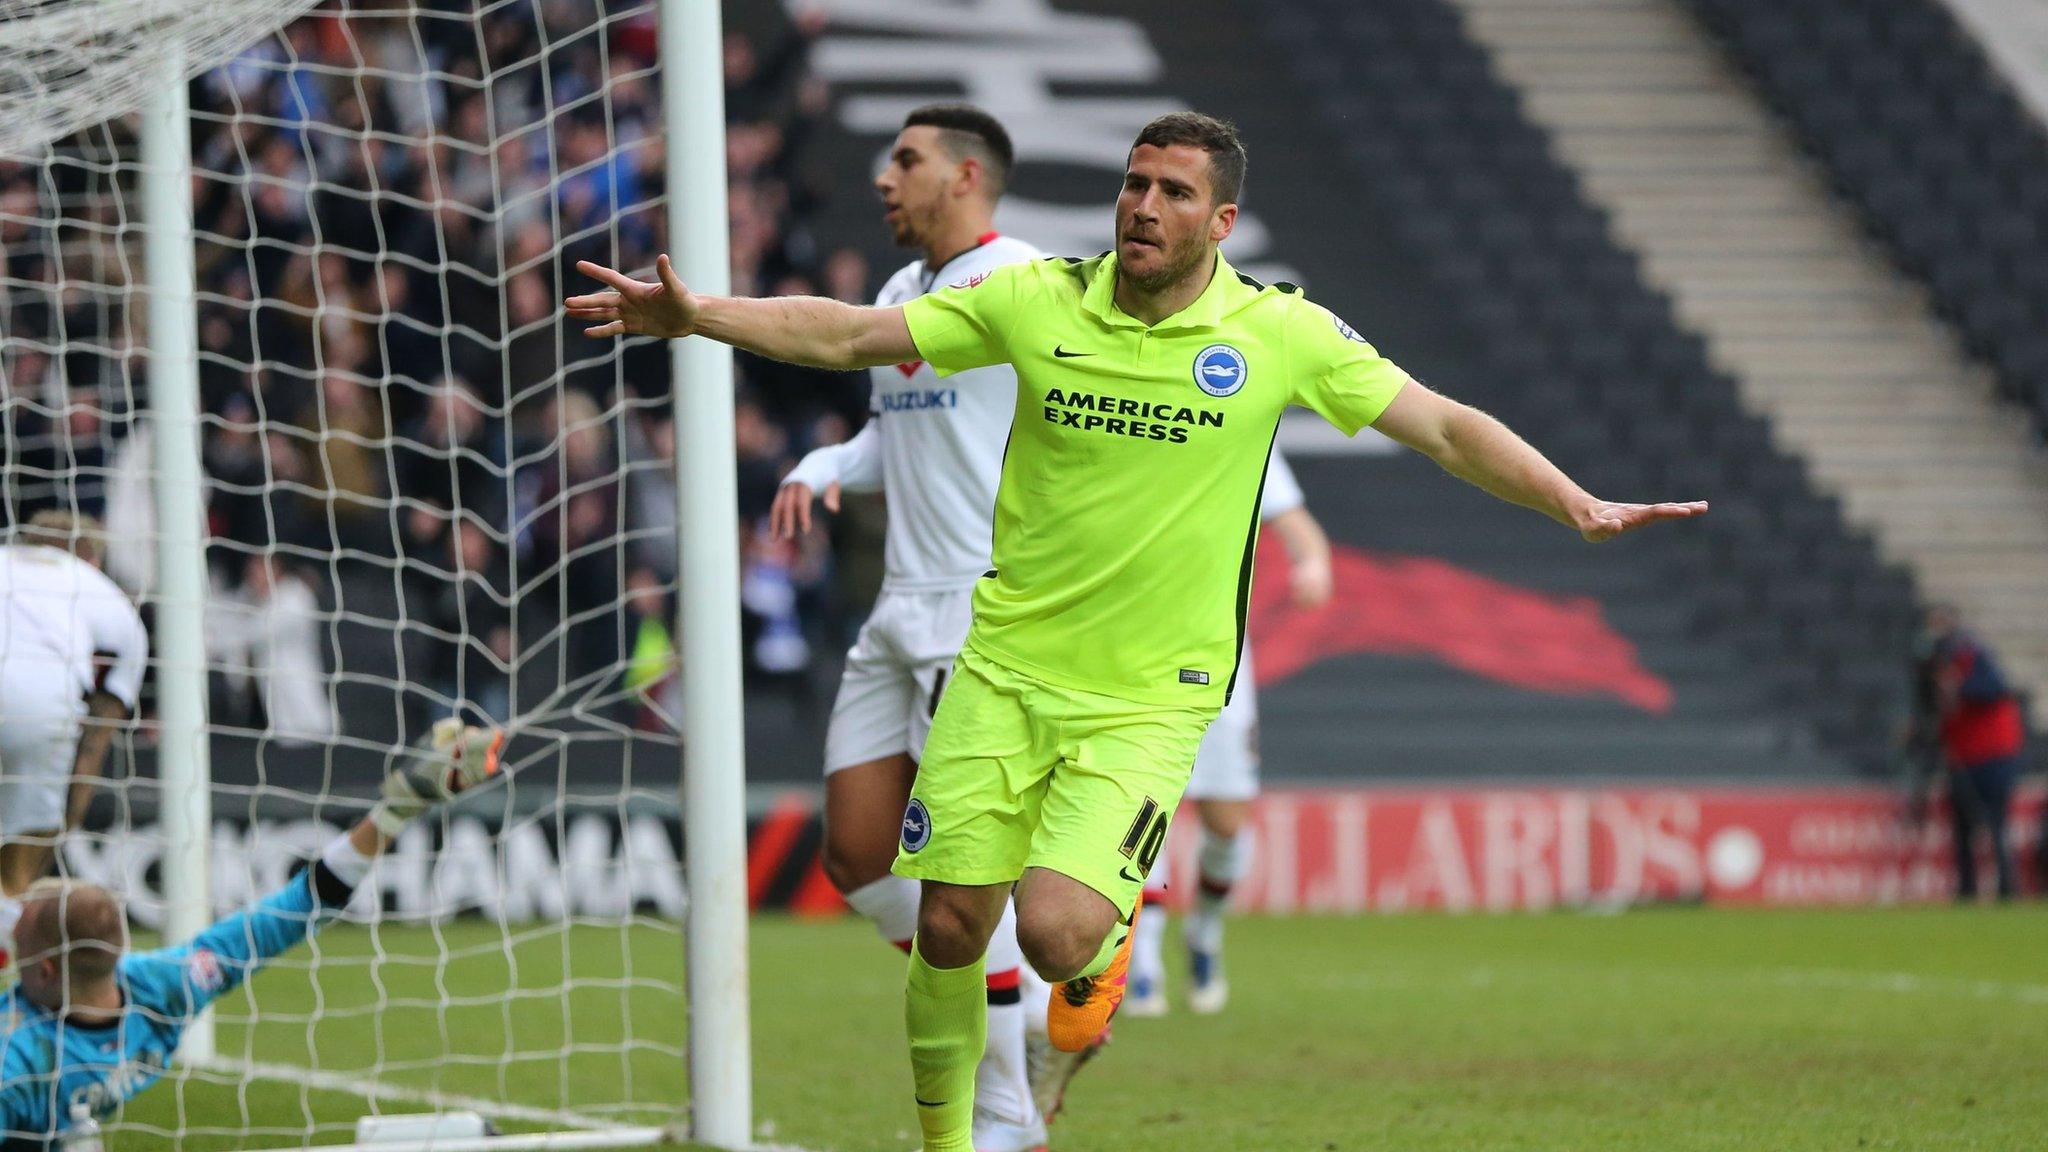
[1119,865,1146,884]
[915,1097,948,1108]
[1053,345,1094,358]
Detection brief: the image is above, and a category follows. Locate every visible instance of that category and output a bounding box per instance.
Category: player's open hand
[427,718,505,798]
[1575,499,1709,543]
[369,720,505,837]
[770,480,841,540]
[566,254,697,339]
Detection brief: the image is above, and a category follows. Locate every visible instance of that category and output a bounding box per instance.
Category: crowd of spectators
[0,3,878,739]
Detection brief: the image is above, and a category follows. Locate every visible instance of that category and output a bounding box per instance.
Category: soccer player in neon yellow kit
[569,112,1706,1152]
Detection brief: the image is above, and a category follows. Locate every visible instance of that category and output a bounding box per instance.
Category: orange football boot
[1046,892,1141,1052]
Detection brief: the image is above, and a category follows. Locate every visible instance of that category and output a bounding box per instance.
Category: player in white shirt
[0,512,149,899]
[768,105,1049,1152]
[1123,451,1333,1017]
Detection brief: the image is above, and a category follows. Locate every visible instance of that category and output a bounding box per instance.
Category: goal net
[2,0,705,1144]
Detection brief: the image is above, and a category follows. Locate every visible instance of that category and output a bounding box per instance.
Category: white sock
[1131,887,1169,987]
[975,898,1041,1131]
[1186,828,1250,954]
[1133,819,1173,986]
[1019,964,1052,1041]
[320,834,376,888]
[843,873,919,948]
[985,894,1022,974]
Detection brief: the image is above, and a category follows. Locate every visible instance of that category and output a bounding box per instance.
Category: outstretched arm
[127,721,504,1019]
[566,255,918,371]
[1371,381,1706,542]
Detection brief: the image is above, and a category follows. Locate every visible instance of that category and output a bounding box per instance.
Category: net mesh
[2,0,694,1143]
[0,0,327,159]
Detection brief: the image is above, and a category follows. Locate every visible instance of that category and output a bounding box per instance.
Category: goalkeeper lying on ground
[0,720,503,1149]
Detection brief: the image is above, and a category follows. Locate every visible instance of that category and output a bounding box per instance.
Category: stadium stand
[13,0,2019,788]
[1260,0,1926,770]
[0,7,863,793]
[1678,0,2048,723]
[1689,0,2048,433]
[796,0,1949,780]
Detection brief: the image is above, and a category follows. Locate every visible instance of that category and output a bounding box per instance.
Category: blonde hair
[20,509,106,568]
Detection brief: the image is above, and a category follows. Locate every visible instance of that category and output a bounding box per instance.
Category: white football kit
[0,544,149,834]
[1183,449,1306,801]
[782,233,1042,772]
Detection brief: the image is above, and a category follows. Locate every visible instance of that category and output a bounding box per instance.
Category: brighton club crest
[900,799,933,853]
[1192,344,1248,397]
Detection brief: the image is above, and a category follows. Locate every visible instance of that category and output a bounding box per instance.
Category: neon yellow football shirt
[901,251,1409,708]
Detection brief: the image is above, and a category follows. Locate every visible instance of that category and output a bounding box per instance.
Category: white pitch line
[193,1055,829,1152]
[190,1055,630,1133]
[1765,968,2048,1005]
[1304,964,2048,1006]
[242,1126,673,1152]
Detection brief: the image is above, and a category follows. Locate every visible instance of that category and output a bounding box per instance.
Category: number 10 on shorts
[1119,797,1168,880]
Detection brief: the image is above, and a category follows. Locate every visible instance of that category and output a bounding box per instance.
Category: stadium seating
[1689,0,2048,434]
[1266,0,1922,771]
[0,9,858,796]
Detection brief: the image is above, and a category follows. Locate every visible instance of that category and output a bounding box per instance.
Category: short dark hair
[1129,112,1247,206]
[903,104,1014,198]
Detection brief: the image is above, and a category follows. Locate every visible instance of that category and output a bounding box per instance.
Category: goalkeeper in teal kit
[0,721,501,1149]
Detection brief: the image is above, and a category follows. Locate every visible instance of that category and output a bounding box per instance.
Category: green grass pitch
[116,906,2043,1150]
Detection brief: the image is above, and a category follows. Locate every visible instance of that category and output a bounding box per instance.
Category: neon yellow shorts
[892,644,1217,916]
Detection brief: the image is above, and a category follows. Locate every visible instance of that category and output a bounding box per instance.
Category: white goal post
[658,0,750,1144]
[1,0,749,1146]
[139,35,219,1067]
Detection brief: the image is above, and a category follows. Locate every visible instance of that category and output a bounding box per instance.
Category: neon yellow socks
[906,939,985,1152]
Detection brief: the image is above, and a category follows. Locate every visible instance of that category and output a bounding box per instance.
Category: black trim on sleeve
[1052,255,1092,286]
[298,857,357,908]
[1234,271,1301,295]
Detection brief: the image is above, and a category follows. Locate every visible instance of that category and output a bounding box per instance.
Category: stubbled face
[874,126,968,249]
[1116,143,1235,292]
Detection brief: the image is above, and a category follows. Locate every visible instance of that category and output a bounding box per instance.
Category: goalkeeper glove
[369,718,505,838]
